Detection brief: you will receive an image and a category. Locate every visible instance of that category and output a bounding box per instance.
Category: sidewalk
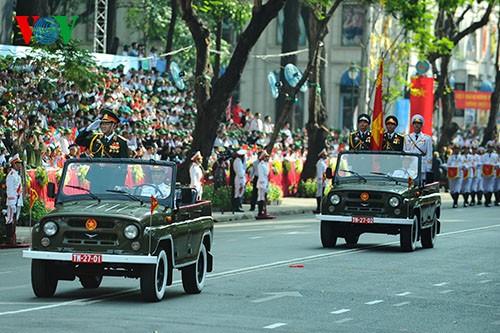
[12,193,454,245]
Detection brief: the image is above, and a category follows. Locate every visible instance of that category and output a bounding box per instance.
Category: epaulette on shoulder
[117,134,127,141]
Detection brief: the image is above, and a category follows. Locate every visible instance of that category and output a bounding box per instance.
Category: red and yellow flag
[370,59,384,150]
[150,195,159,214]
[30,188,39,209]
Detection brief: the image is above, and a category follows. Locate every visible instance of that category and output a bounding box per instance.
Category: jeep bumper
[23,249,157,264]
[316,214,413,225]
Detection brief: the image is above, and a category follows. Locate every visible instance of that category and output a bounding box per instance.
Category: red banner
[454,90,491,110]
[371,60,384,150]
[410,77,434,136]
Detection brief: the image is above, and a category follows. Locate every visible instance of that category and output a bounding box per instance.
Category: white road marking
[331,309,351,315]
[433,282,449,287]
[0,284,31,292]
[392,302,410,307]
[250,236,262,239]
[396,292,411,296]
[252,291,302,303]
[263,323,287,329]
[0,271,13,275]
[335,318,354,324]
[439,290,453,294]
[491,320,500,325]
[365,300,384,305]
[478,280,492,284]
[477,272,488,276]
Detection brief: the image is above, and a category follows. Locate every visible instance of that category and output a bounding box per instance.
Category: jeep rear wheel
[182,243,207,294]
[31,259,58,297]
[79,275,103,289]
[320,221,337,248]
[400,216,419,252]
[421,212,437,248]
[140,250,168,302]
[345,234,359,246]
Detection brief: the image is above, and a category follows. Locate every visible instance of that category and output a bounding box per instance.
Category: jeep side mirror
[325,167,333,179]
[47,182,56,198]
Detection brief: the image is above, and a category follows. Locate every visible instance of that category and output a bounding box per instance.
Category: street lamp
[347,61,359,125]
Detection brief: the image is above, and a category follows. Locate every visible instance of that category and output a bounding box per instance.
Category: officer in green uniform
[76,109,129,158]
[349,113,371,151]
[382,115,404,151]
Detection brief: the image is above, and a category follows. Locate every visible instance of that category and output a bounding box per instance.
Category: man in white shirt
[257,151,270,217]
[314,149,328,214]
[403,114,433,184]
[249,113,264,132]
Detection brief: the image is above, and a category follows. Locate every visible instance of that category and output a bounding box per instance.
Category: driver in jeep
[139,166,171,198]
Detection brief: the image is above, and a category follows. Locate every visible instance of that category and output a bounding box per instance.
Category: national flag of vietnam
[370,60,384,150]
[150,195,159,214]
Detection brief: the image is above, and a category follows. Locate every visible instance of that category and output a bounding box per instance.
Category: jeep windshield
[58,159,175,206]
[335,152,420,184]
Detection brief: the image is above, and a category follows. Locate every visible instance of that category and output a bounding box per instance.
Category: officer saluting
[76,109,128,158]
[382,115,404,151]
[349,113,371,151]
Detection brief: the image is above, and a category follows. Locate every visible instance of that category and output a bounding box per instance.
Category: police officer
[404,114,433,183]
[5,154,23,244]
[349,114,371,151]
[189,151,204,200]
[314,148,328,214]
[76,109,128,158]
[382,115,404,151]
[480,141,497,207]
[256,151,270,217]
[447,143,463,208]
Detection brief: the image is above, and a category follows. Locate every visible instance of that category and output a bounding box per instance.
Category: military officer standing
[76,109,129,158]
[349,114,371,151]
[314,149,328,214]
[447,143,464,208]
[256,151,270,217]
[495,142,500,206]
[382,115,404,151]
[403,114,433,183]
[5,154,24,244]
[460,144,473,207]
[189,151,204,200]
[480,141,497,207]
[469,144,481,206]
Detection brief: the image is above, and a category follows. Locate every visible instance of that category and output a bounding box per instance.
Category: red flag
[150,195,159,214]
[371,60,384,150]
[30,188,39,209]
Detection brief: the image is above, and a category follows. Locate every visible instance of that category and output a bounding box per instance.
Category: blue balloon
[33,17,61,45]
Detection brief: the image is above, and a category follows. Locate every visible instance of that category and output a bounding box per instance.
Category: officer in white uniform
[257,151,270,217]
[141,166,171,199]
[469,144,481,206]
[446,143,463,208]
[189,151,204,200]
[5,154,24,244]
[475,146,485,205]
[232,149,247,212]
[460,144,473,207]
[314,149,328,214]
[403,114,433,184]
[480,141,497,207]
[495,142,500,206]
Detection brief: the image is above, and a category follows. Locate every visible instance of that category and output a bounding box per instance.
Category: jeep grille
[61,217,123,246]
[344,192,385,213]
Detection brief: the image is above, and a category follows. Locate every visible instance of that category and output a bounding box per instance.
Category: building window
[342,4,364,46]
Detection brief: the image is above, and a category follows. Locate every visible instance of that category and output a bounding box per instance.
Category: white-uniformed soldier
[447,143,464,208]
[231,149,247,212]
[476,146,486,205]
[256,151,270,217]
[460,144,473,207]
[189,151,204,200]
[469,144,481,206]
[314,149,328,214]
[403,114,433,184]
[480,141,497,207]
[495,142,500,206]
[5,154,24,244]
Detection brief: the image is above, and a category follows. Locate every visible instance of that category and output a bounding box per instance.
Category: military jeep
[23,158,213,302]
[317,151,441,252]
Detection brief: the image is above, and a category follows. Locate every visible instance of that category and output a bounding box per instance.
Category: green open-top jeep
[317,150,441,252]
[23,158,213,301]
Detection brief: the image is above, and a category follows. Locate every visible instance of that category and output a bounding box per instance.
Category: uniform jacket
[6,168,23,207]
[76,130,128,158]
[349,130,371,151]
[404,132,433,172]
[189,162,203,193]
[257,160,269,190]
[382,132,404,151]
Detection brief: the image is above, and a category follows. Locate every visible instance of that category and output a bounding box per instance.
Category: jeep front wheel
[421,212,437,248]
[400,216,419,252]
[31,259,58,297]
[140,250,168,302]
[320,221,337,248]
[79,275,103,289]
[182,243,207,294]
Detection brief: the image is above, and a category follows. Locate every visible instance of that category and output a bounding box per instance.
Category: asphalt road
[0,205,499,333]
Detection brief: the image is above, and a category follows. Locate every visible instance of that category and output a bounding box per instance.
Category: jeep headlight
[389,196,400,207]
[330,194,341,205]
[124,224,139,240]
[43,221,58,236]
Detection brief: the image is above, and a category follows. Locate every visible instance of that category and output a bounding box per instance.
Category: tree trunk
[165,0,178,68]
[301,8,328,181]
[177,0,286,183]
[277,0,301,129]
[0,0,15,44]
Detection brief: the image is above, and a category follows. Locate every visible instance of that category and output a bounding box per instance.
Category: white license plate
[72,253,102,264]
[351,216,374,224]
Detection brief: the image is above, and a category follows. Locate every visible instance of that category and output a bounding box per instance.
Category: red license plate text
[72,254,102,264]
[351,216,374,224]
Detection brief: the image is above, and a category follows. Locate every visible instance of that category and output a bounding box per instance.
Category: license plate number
[72,254,102,264]
[351,216,374,224]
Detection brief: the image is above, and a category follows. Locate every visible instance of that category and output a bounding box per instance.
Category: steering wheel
[132,183,162,196]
